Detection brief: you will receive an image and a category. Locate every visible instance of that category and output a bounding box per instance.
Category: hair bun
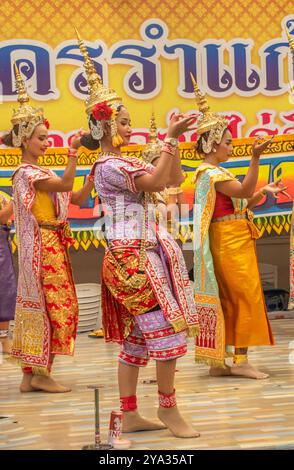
[80,134,100,150]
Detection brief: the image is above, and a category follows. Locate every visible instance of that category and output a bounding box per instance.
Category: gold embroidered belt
[39,222,75,246]
[108,239,158,251]
[39,223,61,230]
[211,213,247,222]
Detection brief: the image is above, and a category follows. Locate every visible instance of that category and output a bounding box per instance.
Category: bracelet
[68,148,78,158]
[167,187,183,195]
[87,174,95,184]
[162,142,177,156]
[164,137,178,147]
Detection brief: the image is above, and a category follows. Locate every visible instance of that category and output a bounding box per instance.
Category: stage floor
[1,319,294,450]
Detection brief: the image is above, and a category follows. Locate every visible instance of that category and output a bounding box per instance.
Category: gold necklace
[99,151,120,158]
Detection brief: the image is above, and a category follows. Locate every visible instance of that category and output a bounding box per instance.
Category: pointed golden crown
[142,112,162,164]
[75,28,122,115]
[190,73,228,135]
[285,25,294,52]
[11,62,44,127]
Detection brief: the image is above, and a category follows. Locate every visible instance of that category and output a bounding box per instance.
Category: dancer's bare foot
[122,410,166,433]
[158,406,200,438]
[230,362,269,379]
[209,365,232,377]
[31,375,71,393]
[20,373,38,392]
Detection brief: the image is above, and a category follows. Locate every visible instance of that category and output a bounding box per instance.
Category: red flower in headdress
[92,102,113,121]
[43,118,50,129]
[0,137,3,145]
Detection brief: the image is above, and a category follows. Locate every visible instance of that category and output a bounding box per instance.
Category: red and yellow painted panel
[0,134,293,251]
[0,1,293,250]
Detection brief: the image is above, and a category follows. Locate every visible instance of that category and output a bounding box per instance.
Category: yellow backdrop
[0,0,293,141]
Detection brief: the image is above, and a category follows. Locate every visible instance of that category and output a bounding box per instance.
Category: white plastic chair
[258,263,278,289]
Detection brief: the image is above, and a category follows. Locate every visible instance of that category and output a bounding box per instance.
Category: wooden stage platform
[1,319,294,450]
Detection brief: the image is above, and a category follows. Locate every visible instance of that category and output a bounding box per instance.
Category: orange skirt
[209,219,274,348]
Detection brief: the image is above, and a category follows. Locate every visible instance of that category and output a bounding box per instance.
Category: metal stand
[82,387,112,450]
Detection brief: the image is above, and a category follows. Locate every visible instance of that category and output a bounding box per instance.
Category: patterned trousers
[119,309,187,367]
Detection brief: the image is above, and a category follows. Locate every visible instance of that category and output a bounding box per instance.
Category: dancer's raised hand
[167,113,197,139]
[70,129,87,149]
[252,135,274,158]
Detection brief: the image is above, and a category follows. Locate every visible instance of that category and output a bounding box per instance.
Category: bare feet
[122,410,166,433]
[158,406,200,438]
[209,363,269,380]
[30,375,71,393]
[230,362,269,379]
[20,373,38,392]
[209,365,232,377]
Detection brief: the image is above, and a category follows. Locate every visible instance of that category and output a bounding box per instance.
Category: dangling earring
[110,109,123,147]
[212,148,216,153]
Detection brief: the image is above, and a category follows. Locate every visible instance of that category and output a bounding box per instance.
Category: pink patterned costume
[94,154,199,367]
[11,164,78,375]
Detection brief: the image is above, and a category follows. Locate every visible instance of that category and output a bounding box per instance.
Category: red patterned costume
[94,154,199,367]
[11,164,78,375]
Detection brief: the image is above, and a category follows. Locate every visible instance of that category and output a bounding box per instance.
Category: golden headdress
[190,73,229,154]
[285,25,294,53]
[142,112,162,164]
[75,29,123,146]
[285,26,294,98]
[11,63,45,147]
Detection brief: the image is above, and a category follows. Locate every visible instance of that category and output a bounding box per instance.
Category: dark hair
[80,134,100,150]
[196,127,229,155]
[1,123,32,148]
[196,131,210,155]
[116,104,125,113]
[81,104,126,150]
[1,123,22,147]
[1,131,14,147]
